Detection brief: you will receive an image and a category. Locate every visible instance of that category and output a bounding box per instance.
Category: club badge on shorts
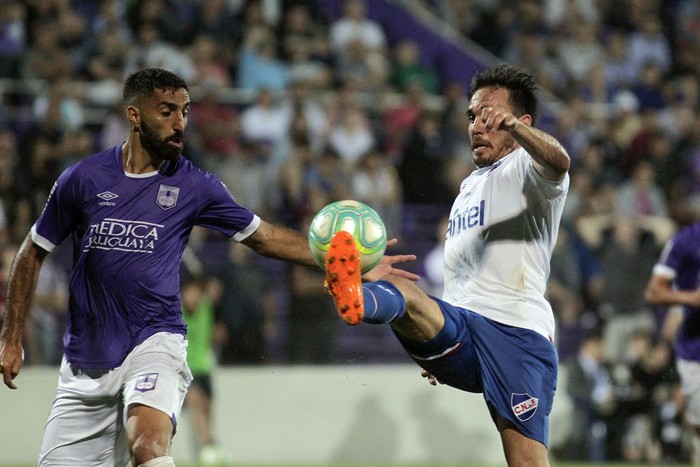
[511,393,538,422]
[156,184,180,210]
[135,373,159,393]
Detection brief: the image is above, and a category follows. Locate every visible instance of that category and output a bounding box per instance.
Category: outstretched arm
[241,220,318,268]
[508,120,570,181]
[242,221,419,281]
[0,234,48,389]
[480,105,570,181]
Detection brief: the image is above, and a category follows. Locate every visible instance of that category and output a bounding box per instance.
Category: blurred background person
[181,275,227,466]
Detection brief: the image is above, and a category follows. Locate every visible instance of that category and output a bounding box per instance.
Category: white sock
[138,456,176,467]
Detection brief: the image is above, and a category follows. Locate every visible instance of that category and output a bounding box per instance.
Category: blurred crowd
[0,0,700,462]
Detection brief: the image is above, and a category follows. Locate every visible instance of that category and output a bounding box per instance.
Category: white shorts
[38,332,192,466]
[677,358,700,427]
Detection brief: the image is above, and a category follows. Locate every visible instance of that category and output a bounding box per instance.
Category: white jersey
[442,147,569,340]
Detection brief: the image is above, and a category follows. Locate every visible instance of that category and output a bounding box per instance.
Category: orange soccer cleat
[324,230,364,325]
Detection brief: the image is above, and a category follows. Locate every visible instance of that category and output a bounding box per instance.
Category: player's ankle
[362,280,406,324]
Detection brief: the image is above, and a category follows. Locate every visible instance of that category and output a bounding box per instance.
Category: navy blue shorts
[393,298,558,446]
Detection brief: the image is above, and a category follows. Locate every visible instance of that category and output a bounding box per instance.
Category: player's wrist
[507,119,520,134]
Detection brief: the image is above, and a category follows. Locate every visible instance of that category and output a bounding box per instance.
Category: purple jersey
[31,145,260,368]
[653,222,700,360]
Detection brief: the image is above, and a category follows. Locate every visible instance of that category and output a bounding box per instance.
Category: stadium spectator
[236,25,288,92]
[608,89,644,161]
[286,215,338,364]
[556,18,605,90]
[123,21,194,81]
[626,13,672,78]
[275,114,318,226]
[600,29,636,94]
[615,159,669,219]
[326,105,375,169]
[20,22,73,81]
[214,242,269,366]
[674,113,700,218]
[615,329,674,463]
[239,87,289,170]
[0,129,25,243]
[390,39,439,95]
[0,1,27,78]
[125,0,194,48]
[26,250,68,365]
[595,216,661,361]
[558,329,616,461]
[398,112,452,205]
[329,0,386,60]
[306,146,353,211]
[286,41,333,91]
[190,0,240,46]
[187,34,232,88]
[277,3,332,71]
[382,81,426,160]
[630,61,667,112]
[504,29,566,97]
[189,83,240,160]
[351,149,402,236]
[439,81,469,157]
[82,23,130,105]
[279,79,329,153]
[329,0,389,92]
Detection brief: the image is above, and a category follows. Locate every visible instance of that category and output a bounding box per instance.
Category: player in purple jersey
[0,68,417,467]
[325,65,570,466]
[645,221,700,464]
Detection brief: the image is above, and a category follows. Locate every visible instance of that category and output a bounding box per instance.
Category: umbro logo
[97,191,118,206]
[97,191,118,201]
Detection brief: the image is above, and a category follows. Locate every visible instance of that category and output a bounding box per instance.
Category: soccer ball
[308,200,387,274]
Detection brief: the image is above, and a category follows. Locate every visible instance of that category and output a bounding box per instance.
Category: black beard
[139,118,183,161]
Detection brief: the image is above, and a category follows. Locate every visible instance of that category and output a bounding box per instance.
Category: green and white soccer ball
[308,200,387,274]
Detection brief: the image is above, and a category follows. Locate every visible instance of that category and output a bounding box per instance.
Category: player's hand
[363,238,418,282]
[480,104,519,133]
[0,340,24,389]
[420,369,444,386]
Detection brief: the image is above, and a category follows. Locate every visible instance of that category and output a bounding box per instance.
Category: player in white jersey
[0,68,417,467]
[326,64,570,466]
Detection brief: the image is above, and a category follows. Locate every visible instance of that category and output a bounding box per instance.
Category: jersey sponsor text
[85,218,163,253]
[447,200,485,238]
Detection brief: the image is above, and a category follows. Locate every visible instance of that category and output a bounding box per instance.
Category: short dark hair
[468,64,539,125]
[123,68,189,106]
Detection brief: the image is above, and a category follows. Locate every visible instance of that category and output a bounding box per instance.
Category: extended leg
[325,230,444,342]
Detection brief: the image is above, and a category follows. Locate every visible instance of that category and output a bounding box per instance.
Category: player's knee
[137,455,176,466]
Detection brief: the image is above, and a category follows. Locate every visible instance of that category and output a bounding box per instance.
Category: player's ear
[126,106,140,128]
[518,114,533,127]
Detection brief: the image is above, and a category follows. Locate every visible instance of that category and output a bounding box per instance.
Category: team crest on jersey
[511,393,538,421]
[156,184,180,210]
[134,373,159,393]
